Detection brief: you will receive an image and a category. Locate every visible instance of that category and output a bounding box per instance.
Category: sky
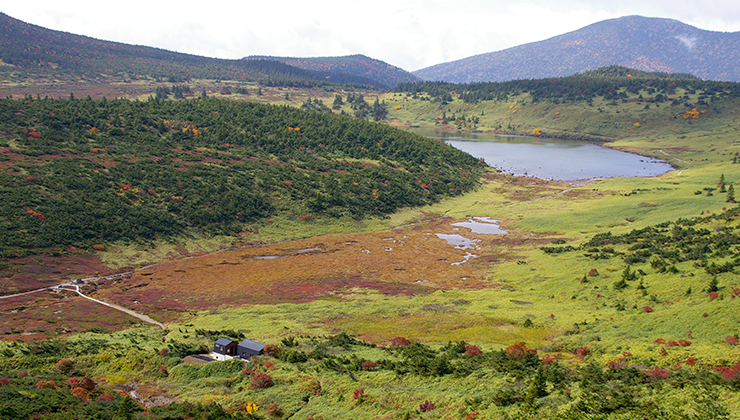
[3,1,740,72]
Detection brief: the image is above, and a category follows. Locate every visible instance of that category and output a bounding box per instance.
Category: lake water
[434,132,673,181]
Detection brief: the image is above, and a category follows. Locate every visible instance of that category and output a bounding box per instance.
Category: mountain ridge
[414,15,740,83]
[246,54,420,88]
[0,13,389,87]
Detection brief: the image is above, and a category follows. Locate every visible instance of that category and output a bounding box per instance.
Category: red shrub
[575,346,591,359]
[686,357,696,366]
[541,356,556,365]
[654,338,666,344]
[71,387,90,401]
[608,358,626,370]
[28,131,41,139]
[643,368,671,381]
[588,268,599,276]
[0,377,10,386]
[352,388,365,403]
[666,340,679,347]
[284,180,293,187]
[702,312,708,317]
[65,377,81,388]
[660,347,668,356]
[79,377,96,391]
[464,345,482,356]
[266,403,283,418]
[678,339,692,347]
[716,363,740,381]
[249,373,273,390]
[643,306,654,313]
[158,365,168,376]
[709,291,719,301]
[390,337,410,348]
[159,348,169,357]
[506,342,537,358]
[35,380,56,389]
[361,361,377,370]
[726,336,739,346]
[96,394,115,405]
[297,214,312,220]
[419,400,435,412]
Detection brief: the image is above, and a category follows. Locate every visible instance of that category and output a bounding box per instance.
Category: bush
[250,372,273,390]
[419,400,435,412]
[263,344,281,357]
[55,358,75,374]
[390,337,410,348]
[266,403,283,417]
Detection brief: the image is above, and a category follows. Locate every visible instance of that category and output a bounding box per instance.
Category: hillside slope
[246,54,420,89]
[0,13,378,86]
[414,16,740,83]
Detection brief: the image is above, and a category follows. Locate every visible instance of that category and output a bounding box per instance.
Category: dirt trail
[58,285,166,330]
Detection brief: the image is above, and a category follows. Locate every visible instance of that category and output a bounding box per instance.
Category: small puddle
[435,234,477,250]
[452,252,476,266]
[248,247,322,260]
[451,217,507,234]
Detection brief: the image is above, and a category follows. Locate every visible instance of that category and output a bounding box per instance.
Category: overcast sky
[4,1,740,72]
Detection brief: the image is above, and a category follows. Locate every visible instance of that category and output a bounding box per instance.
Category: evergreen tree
[727,184,735,203]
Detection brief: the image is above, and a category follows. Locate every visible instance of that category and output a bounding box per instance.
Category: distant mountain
[246,54,420,88]
[0,13,381,87]
[414,16,740,83]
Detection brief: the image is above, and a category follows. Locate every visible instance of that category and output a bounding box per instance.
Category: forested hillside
[414,16,740,83]
[0,13,379,87]
[397,65,739,105]
[0,96,483,257]
[246,54,420,89]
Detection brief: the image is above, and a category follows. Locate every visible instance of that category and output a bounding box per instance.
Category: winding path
[1,273,166,330]
[58,284,166,330]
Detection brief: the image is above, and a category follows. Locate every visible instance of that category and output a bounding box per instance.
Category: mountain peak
[414,16,740,83]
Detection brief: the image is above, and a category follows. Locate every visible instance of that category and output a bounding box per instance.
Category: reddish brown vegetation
[643,368,671,381]
[419,400,435,412]
[390,337,411,348]
[464,345,482,356]
[575,346,591,359]
[506,342,537,358]
[249,373,273,390]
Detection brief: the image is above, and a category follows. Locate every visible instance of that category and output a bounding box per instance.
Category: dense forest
[397,66,740,105]
[0,96,483,257]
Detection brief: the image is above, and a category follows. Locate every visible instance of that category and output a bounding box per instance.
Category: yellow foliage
[532,128,542,136]
[246,403,259,414]
[683,108,700,119]
[634,122,641,127]
[394,106,402,110]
